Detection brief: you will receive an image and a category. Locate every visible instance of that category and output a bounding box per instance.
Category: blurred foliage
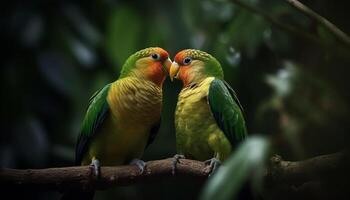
[2,0,350,199]
[201,136,270,200]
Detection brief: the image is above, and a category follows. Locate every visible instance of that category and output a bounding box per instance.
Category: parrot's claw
[90,158,101,178]
[130,159,146,174]
[171,154,186,175]
[204,158,221,177]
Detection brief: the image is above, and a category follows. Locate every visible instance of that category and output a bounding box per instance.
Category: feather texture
[77,77,162,166]
[208,79,247,146]
[175,77,232,161]
[75,84,111,165]
[173,49,247,162]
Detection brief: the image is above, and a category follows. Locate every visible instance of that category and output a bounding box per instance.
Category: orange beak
[164,58,172,75]
[169,62,180,81]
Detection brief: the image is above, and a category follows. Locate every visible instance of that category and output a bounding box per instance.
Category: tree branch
[285,0,350,48]
[0,152,347,192]
[266,151,347,186]
[264,152,350,200]
[0,158,210,191]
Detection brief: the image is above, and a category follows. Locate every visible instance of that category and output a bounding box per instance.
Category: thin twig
[286,0,350,48]
[231,0,350,56]
[231,0,322,46]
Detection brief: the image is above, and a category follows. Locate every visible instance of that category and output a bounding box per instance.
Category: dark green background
[2,0,350,199]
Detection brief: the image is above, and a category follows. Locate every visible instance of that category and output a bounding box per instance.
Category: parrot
[169,49,247,174]
[62,47,172,200]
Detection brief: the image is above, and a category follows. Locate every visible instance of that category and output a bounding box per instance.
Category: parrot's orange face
[169,49,206,87]
[134,47,172,86]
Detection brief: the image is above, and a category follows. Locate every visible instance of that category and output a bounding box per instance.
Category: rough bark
[0,152,348,194]
[263,151,350,200]
[0,158,210,191]
[266,152,346,185]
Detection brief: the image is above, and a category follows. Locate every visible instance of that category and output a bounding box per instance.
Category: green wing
[75,84,111,165]
[208,79,247,146]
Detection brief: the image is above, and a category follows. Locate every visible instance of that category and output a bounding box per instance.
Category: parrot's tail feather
[61,190,95,200]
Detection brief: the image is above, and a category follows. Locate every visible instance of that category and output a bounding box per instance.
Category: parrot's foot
[204,158,221,177]
[89,158,101,178]
[130,159,146,174]
[171,154,185,175]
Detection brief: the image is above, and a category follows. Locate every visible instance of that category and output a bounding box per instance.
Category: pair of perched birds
[66,47,247,199]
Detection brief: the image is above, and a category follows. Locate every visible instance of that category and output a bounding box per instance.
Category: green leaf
[200,136,270,200]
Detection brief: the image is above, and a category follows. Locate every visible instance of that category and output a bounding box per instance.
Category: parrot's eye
[183,57,192,65]
[151,53,161,60]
